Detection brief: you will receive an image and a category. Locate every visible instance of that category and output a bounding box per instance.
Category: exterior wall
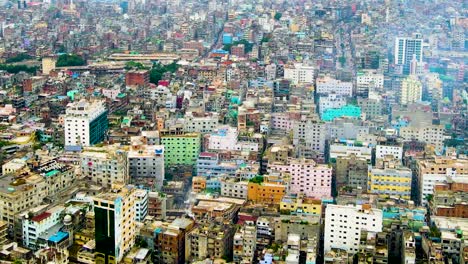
[368,168,412,199]
[324,204,383,253]
[376,145,403,160]
[269,159,332,199]
[128,145,165,189]
[64,100,108,149]
[316,76,353,96]
[221,181,248,199]
[284,64,314,84]
[160,133,201,166]
[247,183,286,204]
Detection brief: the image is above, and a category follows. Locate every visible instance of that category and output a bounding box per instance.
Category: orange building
[247,175,287,204]
[192,176,206,193]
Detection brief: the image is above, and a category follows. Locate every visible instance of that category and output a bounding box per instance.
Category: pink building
[269,158,332,199]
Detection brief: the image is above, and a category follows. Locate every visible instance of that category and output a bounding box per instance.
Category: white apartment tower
[284,63,314,84]
[64,100,108,150]
[324,204,383,254]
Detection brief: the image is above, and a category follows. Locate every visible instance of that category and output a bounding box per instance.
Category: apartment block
[128,144,165,190]
[324,204,383,254]
[368,157,412,199]
[233,222,257,263]
[269,158,332,199]
[93,183,136,263]
[160,132,201,166]
[316,76,353,96]
[80,145,128,187]
[64,99,108,150]
[186,222,235,261]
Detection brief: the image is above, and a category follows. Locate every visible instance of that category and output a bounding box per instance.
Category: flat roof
[48,231,69,243]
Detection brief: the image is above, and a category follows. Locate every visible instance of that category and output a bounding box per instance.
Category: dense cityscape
[0,0,466,263]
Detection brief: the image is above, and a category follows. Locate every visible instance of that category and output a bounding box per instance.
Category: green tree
[56,54,86,67]
[5,53,32,63]
[149,62,179,84]
[125,61,147,70]
[0,64,37,74]
[274,12,282,20]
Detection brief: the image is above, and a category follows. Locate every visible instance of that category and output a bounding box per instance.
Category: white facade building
[220,180,248,199]
[128,145,165,190]
[183,112,218,133]
[64,100,107,150]
[22,206,65,249]
[319,94,347,115]
[375,145,403,161]
[80,145,128,187]
[134,189,149,222]
[316,76,353,96]
[324,204,383,253]
[284,63,314,84]
[356,70,384,96]
[329,141,373,162]
[292,117,327,155]
[207,126,259,152]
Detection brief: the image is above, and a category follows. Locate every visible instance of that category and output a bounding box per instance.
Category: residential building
[125,70,149,87]
[399,125,446,152]
[80,145,128,187]
[64,100,108,150]
[292,116,327,156]
[400,76,422,105]
[160,132,201,166]
[394,36,423,75]
[358,96,383,120]
[247,174,288,204]
[93,183,136,264]
[324,204,383,253]
[206,126,259,152]
[183,112,218,133]
[280,194,322,215]
[376,144,403,161]
[186,222,235,261]
[269,158,332,199]
[416,155,468,205]
[321,105,361,122]
[154,218,194,264]
[134,189,148,222]
[233,222,257,263]
[316,76,353,96]
[319,93,347,115]
[368,157,412,199]
[22,206,65,249]
[284,63,314,84]
[128,144,165,190]
[356,70,384,96]
[329,140,373,163]
[335,153,369,189]
[220,178,248,199]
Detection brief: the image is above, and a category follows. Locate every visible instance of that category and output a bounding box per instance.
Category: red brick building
[125,70,149,87]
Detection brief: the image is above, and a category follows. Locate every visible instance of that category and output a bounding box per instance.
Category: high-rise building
[160,131,201,166]
[400,76,422,105]
[94,183,136,264]
[284,63,314,84]
[394,36,423,75]
[64,100,108,151]
[127,144,165,190]
[324,204,383,254]
[80,145,128,187]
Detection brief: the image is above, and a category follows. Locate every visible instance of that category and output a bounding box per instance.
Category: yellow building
[368,167,412,199]
[247,175,287,204]
[280,195,322,215]
[93,183,136,264]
